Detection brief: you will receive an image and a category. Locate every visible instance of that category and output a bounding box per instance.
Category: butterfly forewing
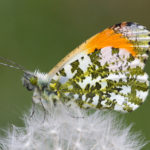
[49,22,150,112]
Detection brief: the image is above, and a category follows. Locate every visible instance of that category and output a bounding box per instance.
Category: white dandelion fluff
[0,102,146,150]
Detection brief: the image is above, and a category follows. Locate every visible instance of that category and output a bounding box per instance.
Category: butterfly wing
[48,22,150,112]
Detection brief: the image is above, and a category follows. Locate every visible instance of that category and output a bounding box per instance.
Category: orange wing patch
[85,28,136,56]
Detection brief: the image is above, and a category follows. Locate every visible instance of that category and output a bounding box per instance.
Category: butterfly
[1,22,150,113]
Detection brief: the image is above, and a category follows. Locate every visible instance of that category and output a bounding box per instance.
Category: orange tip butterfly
[1,22,150,112]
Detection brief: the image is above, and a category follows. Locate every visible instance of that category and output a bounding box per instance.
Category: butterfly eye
[30,76,38,86]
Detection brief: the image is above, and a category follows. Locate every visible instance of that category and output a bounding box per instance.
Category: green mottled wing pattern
[49,22,150,112]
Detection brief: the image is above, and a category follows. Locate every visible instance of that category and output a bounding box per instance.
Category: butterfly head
[23,71,55,104]
[22,71,51,93]
[22,72,38,91]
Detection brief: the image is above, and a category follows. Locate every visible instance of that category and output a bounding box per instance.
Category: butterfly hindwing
[49,22,150,112]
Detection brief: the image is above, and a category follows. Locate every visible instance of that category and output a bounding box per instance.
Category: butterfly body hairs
[1,22,150,113]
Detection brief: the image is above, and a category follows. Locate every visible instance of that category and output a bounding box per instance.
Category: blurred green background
[0,0,150,149]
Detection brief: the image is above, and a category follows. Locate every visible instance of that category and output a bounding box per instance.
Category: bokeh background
[0,0,150,149]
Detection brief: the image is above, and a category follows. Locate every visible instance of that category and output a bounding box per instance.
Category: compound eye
[30,76,38,86]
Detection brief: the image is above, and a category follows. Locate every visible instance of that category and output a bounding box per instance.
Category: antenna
[0,56,27,73]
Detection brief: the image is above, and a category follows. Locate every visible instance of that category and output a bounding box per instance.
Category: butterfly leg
[30,98,35,118]
[39,98,47,122]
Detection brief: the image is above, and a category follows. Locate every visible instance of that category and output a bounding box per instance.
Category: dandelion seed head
[0,102,147,150]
